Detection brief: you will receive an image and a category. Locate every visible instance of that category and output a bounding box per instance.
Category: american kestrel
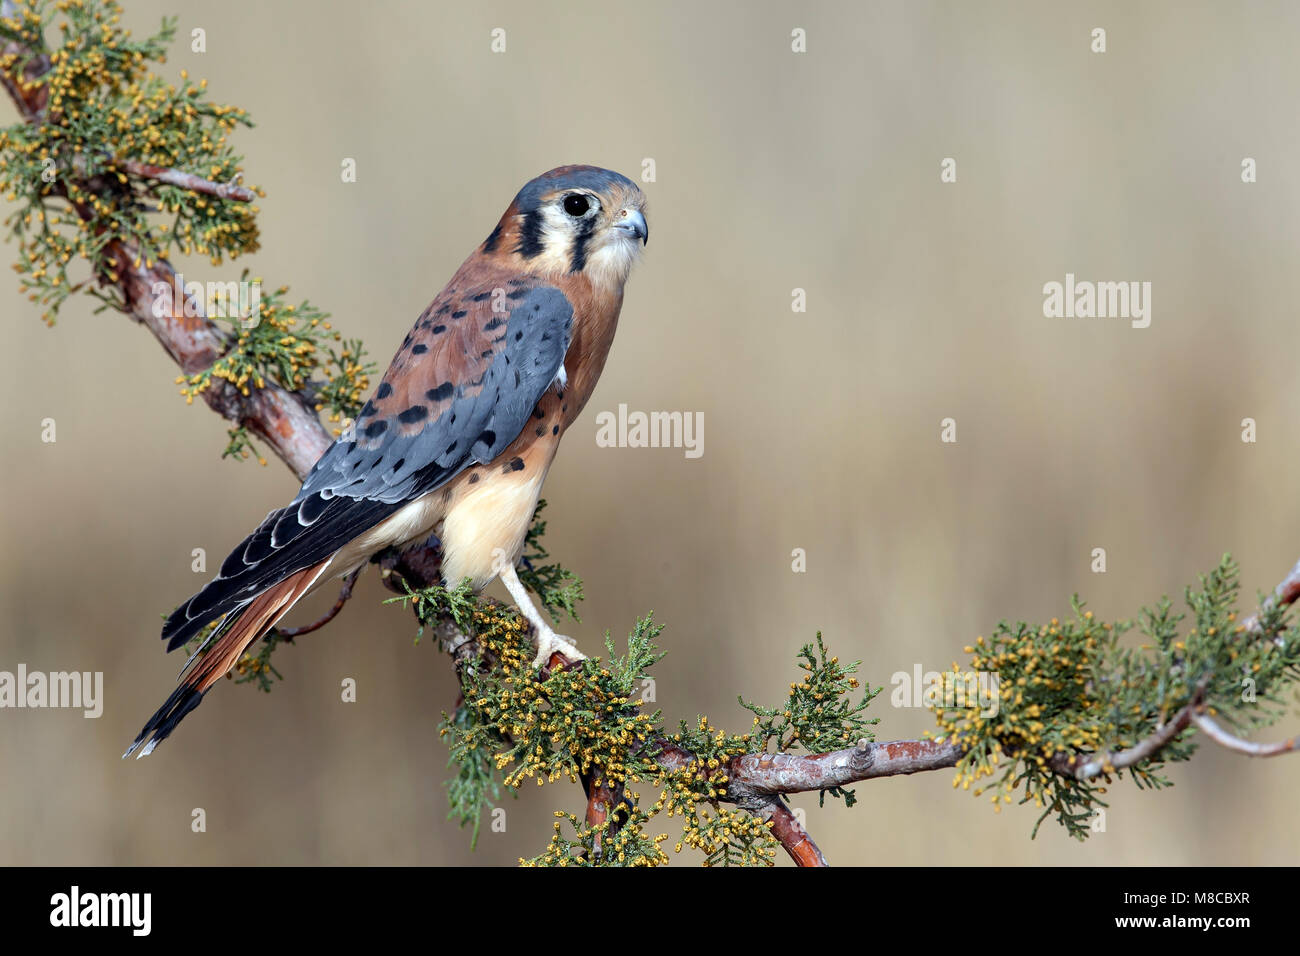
[126,165,648,757]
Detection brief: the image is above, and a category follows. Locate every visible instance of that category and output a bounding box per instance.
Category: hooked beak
[615,208,648,245]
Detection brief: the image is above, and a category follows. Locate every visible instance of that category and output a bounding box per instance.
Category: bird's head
[485,165,648,291]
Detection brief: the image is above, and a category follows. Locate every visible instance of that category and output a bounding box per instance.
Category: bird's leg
[497,562,586,668]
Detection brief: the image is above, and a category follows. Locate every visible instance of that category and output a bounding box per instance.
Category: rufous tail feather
[124,560,330,758]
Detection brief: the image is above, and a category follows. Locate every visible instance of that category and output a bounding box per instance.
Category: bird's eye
[563,194,590,217]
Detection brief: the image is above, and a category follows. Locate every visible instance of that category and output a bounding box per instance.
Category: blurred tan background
[2,0,1299,865]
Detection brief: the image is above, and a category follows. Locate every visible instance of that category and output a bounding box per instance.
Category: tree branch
[1047,558,1300,781]
[0,1,49,123]
[725,737,964,793]
[580,773,632,863]
[115,159,256,202]
[101,238,334,478]
[763,799,828,867]
[1048,703,1199,780]
[1191,713,1300,758]
[1241,556,1300,640]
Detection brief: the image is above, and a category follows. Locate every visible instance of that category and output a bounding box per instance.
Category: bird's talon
[531,630,586,669]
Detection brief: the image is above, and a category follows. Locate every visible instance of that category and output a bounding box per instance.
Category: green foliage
[740,632,881,807]
[440,609,666,857]
[0,0,258,323]
[653,714,779,866]
[383,575,478,641]
[456,612,664,791]
[441,604,788,866]
[523,806,669,867]
[314,336,374,422]
[441,701,508,849]
[175,285,376,460]
[936,555,1300,839]
[220,424,254,462]
[375,506,884,865]
[231,630,283,692]
[430,565,878,865]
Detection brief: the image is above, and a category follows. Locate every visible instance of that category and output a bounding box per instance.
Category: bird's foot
[496,561,586,668]
[531,624,586,669]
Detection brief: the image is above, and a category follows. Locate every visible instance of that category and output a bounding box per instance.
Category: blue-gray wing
[161,280,573,649]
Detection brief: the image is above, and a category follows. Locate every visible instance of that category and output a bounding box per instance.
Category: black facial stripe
[569,215,598,273]
[515,209,546,259]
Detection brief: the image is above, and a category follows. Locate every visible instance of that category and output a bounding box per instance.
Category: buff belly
[439,464,550,591]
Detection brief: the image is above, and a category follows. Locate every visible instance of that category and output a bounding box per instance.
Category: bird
[125,164,648,758]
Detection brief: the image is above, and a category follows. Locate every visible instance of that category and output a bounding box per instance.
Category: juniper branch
[114,159,256,202]
[763,799,828,868]
[1191,713,1300,758]
[1047,703,1199,780]
[1047,557,1300,781]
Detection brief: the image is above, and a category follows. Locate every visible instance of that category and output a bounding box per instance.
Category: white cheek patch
[527,207,579,276]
